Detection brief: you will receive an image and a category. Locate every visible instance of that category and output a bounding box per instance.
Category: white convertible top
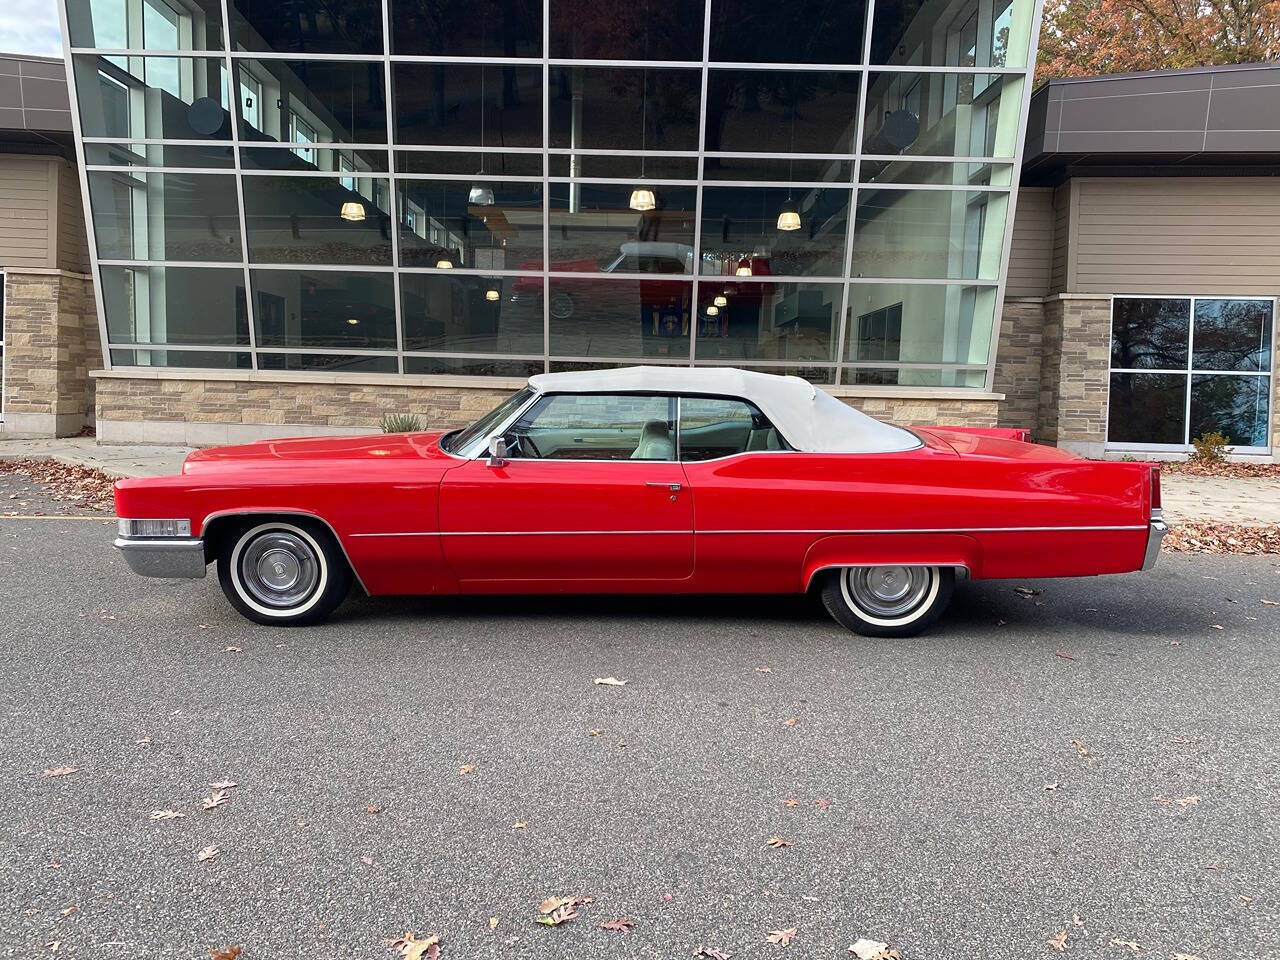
[527,366,922,454]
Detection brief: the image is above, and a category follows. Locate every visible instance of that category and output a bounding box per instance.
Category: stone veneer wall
[1,270,97,436]
[93,374,1001,445]
[993,297,1046,434]
[1036,295,1112,457]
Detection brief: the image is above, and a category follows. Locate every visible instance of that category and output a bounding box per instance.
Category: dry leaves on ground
[150,810,185,821]
[1109,937,1142,952]
[766,836,793,848]
[1172,954,1203,960]
[1161,460,1280,480]
[782,717,798,727]
[387,932,440,960]
[593,677,628,687]
[850,938,901,959]
[197,845,219,862]
[1049,930,1068,952]
[209,948,243,960]
[210,780,237,790]
[698,949,733,959]
[535,895,591,927]
[600,919,634,932]
[202,790,230,810]
[41,765,78,778]
[766,928,797,946]
[1165,522,1280,555]
[0,459,116,512]
[1069,738,1094,757]
[458,765,477,776]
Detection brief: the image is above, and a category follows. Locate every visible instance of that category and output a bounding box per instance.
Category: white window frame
[1105,293,1278,455]
[0,269,6,422]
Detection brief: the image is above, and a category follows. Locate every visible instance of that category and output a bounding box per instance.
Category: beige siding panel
[1006,187,1053,297]
[57,160,89,274]
[0,156,53,269]
[1049,182,1071,293]
[1072,178,1280,296]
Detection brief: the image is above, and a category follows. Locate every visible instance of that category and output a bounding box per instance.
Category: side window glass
[679,397,785,461]
[506,394,676,461]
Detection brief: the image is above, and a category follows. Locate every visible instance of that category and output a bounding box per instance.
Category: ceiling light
[776,198,802,231]
[485,287,500,302]
[345,317,360,325]
[435,256,454,269]
[706,305,719,317]
[469,182,495,205]
[339,201,366,221]
[735,257,752,277]
[629,187,656,212]
[713,294,727,307]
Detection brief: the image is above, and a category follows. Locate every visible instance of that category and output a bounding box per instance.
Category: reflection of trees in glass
[550,0,703,60]
[1106,372,1187,444]
[1110,297,1189,369]
[1190,374,1268,446]
[1192,300,1272,372]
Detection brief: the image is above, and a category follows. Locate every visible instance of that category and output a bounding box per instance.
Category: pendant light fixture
[713,294,728,307]
[340,201,366,221]
[735,257,752,277]
[436,251,455,269]
[630,68,657,212]
[485,285,501,301]
[775,76,802,232]
[470,64,495,206]
[705,304,719,317]
[776,198,801,231]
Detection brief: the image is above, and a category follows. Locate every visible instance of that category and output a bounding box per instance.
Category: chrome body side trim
[348,524,1149,538]
[1142,518,1168,571]
[114,537,208,579]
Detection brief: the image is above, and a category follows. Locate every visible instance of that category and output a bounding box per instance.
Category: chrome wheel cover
[844,565,933,619]
[239,531,320,609]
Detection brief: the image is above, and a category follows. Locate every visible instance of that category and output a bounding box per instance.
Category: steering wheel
[514,432,543,459]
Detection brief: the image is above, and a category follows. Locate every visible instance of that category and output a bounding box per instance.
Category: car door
[438,393,694,587]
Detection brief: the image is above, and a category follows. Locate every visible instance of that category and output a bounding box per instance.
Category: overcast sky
[0,0,63,57]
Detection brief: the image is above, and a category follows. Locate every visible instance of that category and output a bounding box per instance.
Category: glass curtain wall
[66,0,1040,384]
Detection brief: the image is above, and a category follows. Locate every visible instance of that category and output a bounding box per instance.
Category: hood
[182,431,446,473]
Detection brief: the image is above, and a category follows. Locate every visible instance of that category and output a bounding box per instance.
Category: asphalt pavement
[0,473,1277,960]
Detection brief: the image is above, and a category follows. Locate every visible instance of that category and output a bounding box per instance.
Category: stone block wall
[93,373,1002,445]
[993,297,1045,434]
[1,270,97,436]
[1035,295,1112,457]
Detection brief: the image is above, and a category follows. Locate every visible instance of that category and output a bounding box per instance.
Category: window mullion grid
[541,0,551,373]
[689,0,714,368]
[381,0,404,374]
[1184,298,1196,445]
[217,0,257,371]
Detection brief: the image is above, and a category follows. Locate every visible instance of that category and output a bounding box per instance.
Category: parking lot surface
[1,474,1277,959]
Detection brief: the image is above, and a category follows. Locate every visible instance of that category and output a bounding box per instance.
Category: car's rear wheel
[549,291,575,319]
[216,519,351,626]
[819,565,954,638]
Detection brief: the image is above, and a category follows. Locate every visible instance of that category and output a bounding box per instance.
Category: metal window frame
[1104,293,1279,454]
[0,269,5,421]
[60,0,1046,387]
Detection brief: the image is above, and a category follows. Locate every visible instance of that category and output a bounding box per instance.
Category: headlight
[117,518,192,538]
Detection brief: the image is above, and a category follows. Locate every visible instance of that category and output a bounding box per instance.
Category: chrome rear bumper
[114,537,208,579]
[1142,515,1168,571]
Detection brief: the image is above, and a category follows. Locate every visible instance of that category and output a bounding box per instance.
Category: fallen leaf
[1241,895,1253,904]
[1210,624,1223,630]
[387,932,440,960]
[135,737,152,745]
[535,903,579,926]
[813,798,831,811]
[1044,781,1060,792]
[1170,736,1191,744]
[459,765,477,775]
[1013,586,1043,598]
[58,906,77,918]
[766,836,793,848]
[150,810,185,821]
[662,893,673,902]
[1072,913,1084,926]
[23,908,38,916]
[1109,937,1142,952]
[209,948,243,960]
[1069,738,1094,757]
[588,729,603,737]
[224,645,242,652]
[1204,864,1222,872]
[782,797,800,808]
[782,717,798,727]
[699,950,733,960]
[512,821,527,830]
[1176,795,1201,807]
[849,939,889,959]
[366,805,383,814]
[489,917,499,929]
[210,780,238,790]
[1261,599,1278,605]
[360,856,373,866]
[1054,651,1076,661]
[41,766,78,778]
[197,845,219,862]
[767,928,797,946]
[601,919,634,932]
[755,666,773,673]
[46,942,60,954]
[593,677,628,687]
[1049,930,1068,952]
[1171,954,1202,960]
[202,790,229,810]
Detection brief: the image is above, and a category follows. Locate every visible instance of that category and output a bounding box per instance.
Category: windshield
[442,387,535,455]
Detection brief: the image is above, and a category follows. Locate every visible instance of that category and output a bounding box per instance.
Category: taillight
[1150,468,1162,514]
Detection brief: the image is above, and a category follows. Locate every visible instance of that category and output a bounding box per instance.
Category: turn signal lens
[118,518,192,538]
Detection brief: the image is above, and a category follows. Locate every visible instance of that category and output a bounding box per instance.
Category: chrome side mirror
[486,436,508,467]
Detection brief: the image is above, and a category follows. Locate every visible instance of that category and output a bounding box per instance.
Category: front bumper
[1141,516,1168,571]
[114,537,208,579]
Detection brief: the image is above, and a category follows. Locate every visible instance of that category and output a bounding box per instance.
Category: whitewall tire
[217,519,351,626]
[819,565,954,638]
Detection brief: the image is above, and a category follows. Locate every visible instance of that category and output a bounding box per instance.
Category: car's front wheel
[819,565,954,638]
[217,519,351,626]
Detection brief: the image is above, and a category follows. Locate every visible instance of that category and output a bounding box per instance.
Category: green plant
[379,412,423,434]
[1189,430,1232,464]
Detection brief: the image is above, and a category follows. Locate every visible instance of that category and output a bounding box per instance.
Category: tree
[1037,0,1280,79]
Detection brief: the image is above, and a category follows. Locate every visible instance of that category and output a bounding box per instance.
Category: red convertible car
[113,367,1166,636]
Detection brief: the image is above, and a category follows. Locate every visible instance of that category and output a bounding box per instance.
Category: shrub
[379,412,423,434]
[1189,430,1232,465]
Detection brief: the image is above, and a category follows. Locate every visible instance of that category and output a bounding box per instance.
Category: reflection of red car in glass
[512,242,695,320]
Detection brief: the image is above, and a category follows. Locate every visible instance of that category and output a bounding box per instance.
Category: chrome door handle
[646,481,682,491]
